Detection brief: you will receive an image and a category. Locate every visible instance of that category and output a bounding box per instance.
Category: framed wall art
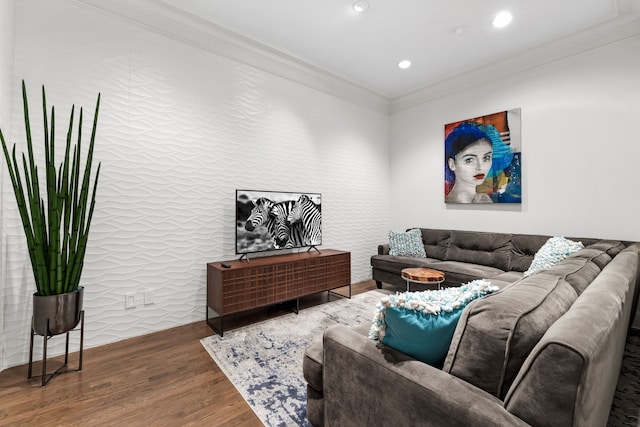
[444,108,521,204]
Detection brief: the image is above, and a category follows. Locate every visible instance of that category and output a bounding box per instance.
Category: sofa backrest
[442,272,579,398]
[503,245,640,427]
[587,240,626,257]
[542,257,601,294]
[507,234,550,272]
[441,239,627,399]
[416,228,542,271]
[416,228,451,260]
[411,228,620,274]
[444,230,512,271]
[529,241,624,295]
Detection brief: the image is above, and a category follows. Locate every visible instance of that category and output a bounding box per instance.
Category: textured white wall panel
[1,0,390,370]
[0,0,17,374]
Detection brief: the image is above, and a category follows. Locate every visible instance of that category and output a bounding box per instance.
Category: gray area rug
[201,290,640,427]
[200,289,387,427]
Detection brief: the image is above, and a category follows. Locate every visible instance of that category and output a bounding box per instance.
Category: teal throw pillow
[388,229,426,257]
[524,236,584,277]
[369,280,499,367]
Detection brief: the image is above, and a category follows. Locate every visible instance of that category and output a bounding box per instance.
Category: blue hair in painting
[444,121,513,183]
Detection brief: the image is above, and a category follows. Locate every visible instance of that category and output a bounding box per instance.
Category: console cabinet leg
[206,312,224,337]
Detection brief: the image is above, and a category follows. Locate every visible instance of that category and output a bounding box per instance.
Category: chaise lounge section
[304,228,640,426]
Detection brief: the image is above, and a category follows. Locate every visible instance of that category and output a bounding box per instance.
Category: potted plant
[0,81,101,337]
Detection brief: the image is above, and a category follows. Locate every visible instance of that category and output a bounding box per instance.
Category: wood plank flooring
[0,280,377,426]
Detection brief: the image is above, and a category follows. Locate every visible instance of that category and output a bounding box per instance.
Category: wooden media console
[206,249,351,335]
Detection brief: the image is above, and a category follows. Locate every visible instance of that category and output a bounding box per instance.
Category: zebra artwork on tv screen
[236,190,322,259]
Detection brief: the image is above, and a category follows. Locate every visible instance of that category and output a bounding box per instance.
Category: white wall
[390,35,640,241]
[390,35,640,327]
[0,0,390,370]
[0,0,16,374]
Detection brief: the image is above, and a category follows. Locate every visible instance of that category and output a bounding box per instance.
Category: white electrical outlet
[125,292,136,309]
[144,289,155,305]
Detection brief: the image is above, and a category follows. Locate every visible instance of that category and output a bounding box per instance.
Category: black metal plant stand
[28,310,85,386]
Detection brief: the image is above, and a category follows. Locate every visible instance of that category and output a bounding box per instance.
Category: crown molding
[67,0,391,115]
[389,0,640,114]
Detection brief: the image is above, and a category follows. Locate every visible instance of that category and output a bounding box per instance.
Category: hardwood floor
[0,280,378,426]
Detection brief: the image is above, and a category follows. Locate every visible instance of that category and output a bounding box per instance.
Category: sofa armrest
[378,244,390,255]
[322,325,530,427]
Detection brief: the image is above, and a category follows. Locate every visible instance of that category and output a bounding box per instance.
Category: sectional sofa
[371,228,626,290]
[303,228,640,426]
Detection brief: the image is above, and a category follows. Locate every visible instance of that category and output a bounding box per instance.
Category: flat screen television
[236,190,322,258]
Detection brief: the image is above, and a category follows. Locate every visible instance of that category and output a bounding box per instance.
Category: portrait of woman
[445,123,494,203]
[444,109,521,204]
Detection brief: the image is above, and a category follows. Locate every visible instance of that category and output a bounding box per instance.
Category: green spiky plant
[0,81,101,296]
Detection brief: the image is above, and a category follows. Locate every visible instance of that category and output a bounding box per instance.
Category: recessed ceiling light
[398,60,412,69]
[353,1,369,13]
[492,11,513,28]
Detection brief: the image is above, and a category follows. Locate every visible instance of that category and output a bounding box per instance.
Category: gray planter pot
[32,287,84,336]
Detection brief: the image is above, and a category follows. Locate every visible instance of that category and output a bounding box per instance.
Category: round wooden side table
[401,267,445,292]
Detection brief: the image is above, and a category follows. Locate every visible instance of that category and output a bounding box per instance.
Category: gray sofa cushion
[541,257,601,295]
[504,247,640,427]
[443,273,579,398]
[370,254,443,274]
[304,341,325,427]
[572,248,612,269]
[538,242,622,294]
[508,234,550,272]
[424,260,504,285]
[445,230,512,271]
[306,386,324,427]
[322,325,532,427]
[371,254,507,288]
[573,241,623,267]
[417,228,451,260]
[489,271,525,290]
[588,240,625,257]
[303,341,324,391]
[491,271,525,283]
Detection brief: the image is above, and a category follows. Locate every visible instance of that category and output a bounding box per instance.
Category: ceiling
[77,0,639,111]
[153,0,636,100]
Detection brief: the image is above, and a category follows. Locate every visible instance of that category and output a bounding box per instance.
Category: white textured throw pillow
[388,229,426,258]
[524,236,584,277]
